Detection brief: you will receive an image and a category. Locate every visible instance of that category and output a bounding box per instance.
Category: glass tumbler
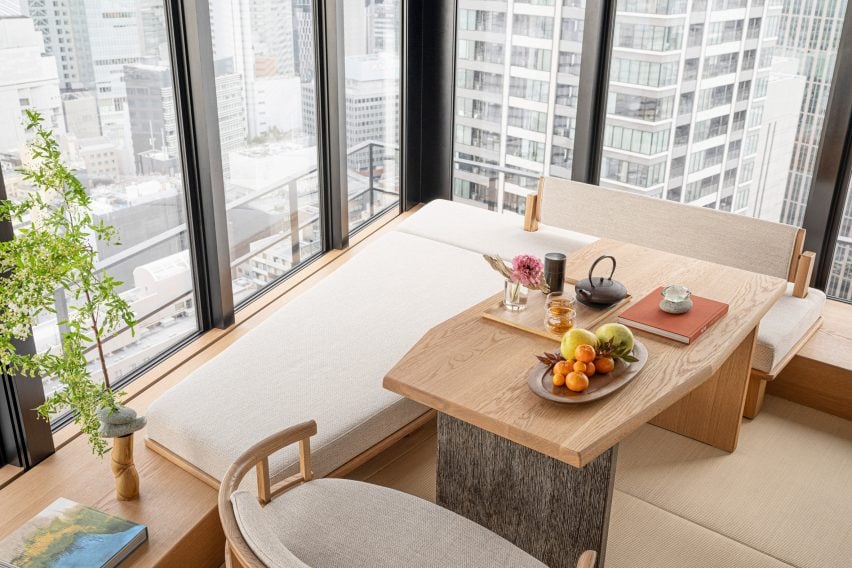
[544,291,575,334]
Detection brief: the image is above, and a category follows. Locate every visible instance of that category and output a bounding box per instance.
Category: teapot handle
[588,255,616,288]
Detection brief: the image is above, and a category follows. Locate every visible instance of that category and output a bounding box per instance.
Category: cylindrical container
[544,253,566,293]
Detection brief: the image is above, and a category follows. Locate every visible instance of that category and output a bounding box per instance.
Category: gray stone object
[98,405,146,438]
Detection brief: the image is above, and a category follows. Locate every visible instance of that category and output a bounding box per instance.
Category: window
[607,93,674,121]
[827,183,852,300]
[614,23,683,51]
[452,0,586,212]
[0,2,199,422]
[604,125,670,154]
[602,0,848,231]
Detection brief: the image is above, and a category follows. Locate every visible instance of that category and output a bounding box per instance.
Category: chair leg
[743,373,767,419]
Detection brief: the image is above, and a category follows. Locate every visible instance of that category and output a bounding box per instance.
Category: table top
[384,239,787,468]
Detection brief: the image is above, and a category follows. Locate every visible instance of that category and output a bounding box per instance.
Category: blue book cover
[0,498,147,568]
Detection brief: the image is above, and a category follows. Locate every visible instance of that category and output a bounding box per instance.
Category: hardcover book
[0,498,147,568]
[617,287,729,344]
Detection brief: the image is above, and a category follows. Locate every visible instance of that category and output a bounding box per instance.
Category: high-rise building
[0,16,63,152]
[452,1,793,218]
[366,0,400,54]
[25,0,94,91]
[62,90,102,138]
[216,72,250,177]
[125,63,179,170]
[777,0,848,227]
[302,52,400,167]
[250,0,296,76]
[292,0,314,80]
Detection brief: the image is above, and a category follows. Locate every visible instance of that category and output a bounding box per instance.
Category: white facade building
[0,16,63,152]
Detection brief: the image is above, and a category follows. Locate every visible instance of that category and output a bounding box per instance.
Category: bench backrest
[536,177,802,280]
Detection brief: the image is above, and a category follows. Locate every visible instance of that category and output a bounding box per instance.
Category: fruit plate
[527,340,649,404]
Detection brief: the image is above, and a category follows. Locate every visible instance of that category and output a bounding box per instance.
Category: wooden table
[384,239,787,567]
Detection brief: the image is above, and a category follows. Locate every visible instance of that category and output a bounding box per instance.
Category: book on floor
[0,498,147,568]
[617,286,729,344]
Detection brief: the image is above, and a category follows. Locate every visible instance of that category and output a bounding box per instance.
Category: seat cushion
[232,479,546,568]
[754,284,826,373]
[397,199,597,259]
[607,491,794,568]
[614,396,852,568]
[146,231,504,483]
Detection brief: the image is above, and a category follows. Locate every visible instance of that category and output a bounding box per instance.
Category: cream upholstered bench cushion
[614,397,852,568]
[397,199,597,259]
[753,284,826,374]
[146,231,503,483]
[232,479,547,568]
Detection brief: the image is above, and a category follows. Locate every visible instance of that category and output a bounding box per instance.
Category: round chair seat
[231,478,548,568]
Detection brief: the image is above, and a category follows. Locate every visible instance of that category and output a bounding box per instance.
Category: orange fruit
[585,362,596,377]
[595,357,615,374]
[574,344,596,363]
[554,361,571,375]
[552,373,566,387]
[573,360,587,373]
[566,371,590,392]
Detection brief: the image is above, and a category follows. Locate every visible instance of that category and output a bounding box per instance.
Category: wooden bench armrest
[792,251,815,298]
[219,420,317,568]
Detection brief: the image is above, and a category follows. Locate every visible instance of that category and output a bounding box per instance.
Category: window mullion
[315,0,350,249]
[165,0,235,328]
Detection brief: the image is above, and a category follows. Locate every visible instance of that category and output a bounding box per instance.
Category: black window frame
[1,0,412,470]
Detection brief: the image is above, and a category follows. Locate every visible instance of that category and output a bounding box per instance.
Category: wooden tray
[481,281,632,342]
[527,340,648,403]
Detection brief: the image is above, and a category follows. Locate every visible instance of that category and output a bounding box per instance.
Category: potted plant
[0,110,139,461]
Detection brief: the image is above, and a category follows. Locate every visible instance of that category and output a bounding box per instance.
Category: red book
[617,287,729,344]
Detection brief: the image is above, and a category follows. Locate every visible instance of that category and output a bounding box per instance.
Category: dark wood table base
[437,413,618,568]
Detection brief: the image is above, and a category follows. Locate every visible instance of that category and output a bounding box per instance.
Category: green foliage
[0,110,136,457]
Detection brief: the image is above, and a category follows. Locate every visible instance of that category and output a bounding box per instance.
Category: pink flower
[511,254,543,288]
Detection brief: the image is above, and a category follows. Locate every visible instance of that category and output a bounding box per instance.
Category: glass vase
[503,279,529,311]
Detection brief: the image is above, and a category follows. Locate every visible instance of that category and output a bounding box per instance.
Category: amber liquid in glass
[545,301,575,334]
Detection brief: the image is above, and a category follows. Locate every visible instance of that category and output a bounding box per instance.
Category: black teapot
[574,255,628,307]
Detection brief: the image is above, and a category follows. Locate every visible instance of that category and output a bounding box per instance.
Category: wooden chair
[219,420,599,568]
[524,177,824,419]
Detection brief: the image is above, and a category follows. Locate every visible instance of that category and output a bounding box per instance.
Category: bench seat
[146,231,503,484]
[397,198,597,260]
[753,283,826,374]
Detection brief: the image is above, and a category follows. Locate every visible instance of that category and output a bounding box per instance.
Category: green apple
[561,328,598,360]
[595,323,634,357]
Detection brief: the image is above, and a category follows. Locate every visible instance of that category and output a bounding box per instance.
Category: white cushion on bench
[232,479,547,568]
[753,284,826,374]
[397,199,597,259]
[146,231,503,482]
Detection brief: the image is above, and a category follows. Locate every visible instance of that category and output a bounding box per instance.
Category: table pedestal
[437,413,617,568]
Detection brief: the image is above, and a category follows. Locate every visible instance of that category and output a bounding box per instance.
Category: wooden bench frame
[219,419,599,568]
[523,177,821,419]
[144,410,438,490]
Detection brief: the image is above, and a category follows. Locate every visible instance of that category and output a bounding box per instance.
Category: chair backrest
[537,177,802,280]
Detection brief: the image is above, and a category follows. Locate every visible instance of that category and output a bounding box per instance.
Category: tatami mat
[347,397,852,567]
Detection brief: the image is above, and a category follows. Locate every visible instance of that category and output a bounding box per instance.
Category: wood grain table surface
[384,239,787,468]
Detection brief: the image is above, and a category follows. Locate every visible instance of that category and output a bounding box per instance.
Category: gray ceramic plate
[527,340,648,403]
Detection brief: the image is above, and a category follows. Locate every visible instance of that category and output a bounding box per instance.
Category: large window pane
[342,0,402,234]
[452,0,585,215]
[603,0,847,221]
[827,182,852,302]
[0,2,198,414]
[212,0,323,304]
